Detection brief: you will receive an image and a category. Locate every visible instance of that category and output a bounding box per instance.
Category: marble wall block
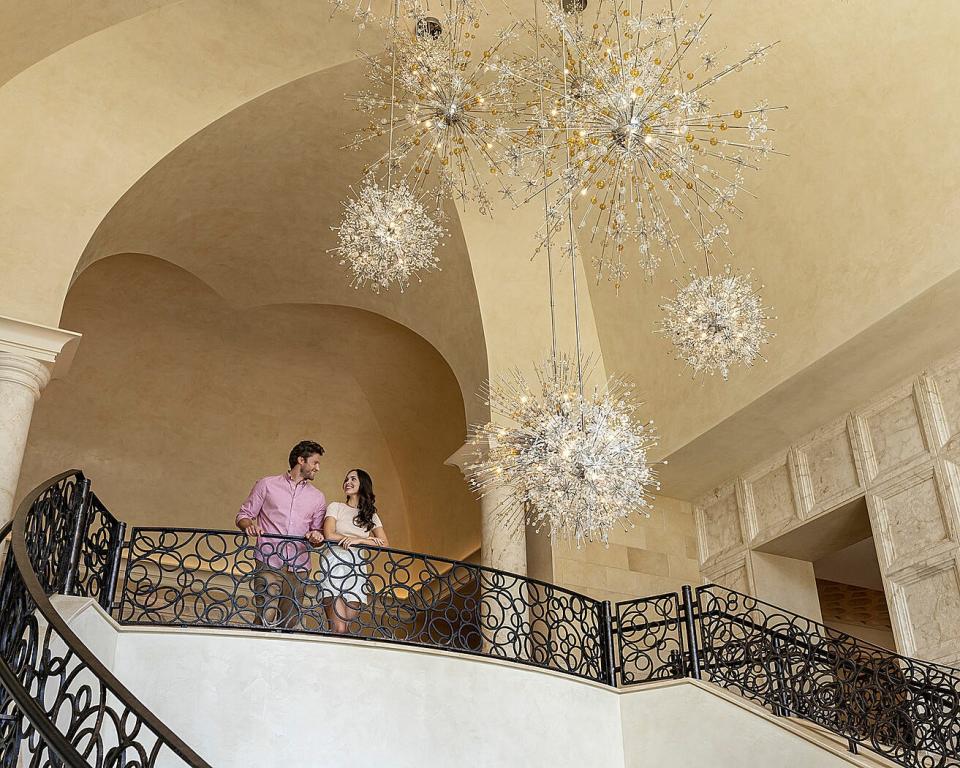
[703,554,753,595]
[889,553,960,661]
[742,456,798,544]
[929,356,960,450]
[868,465,956,571]
[795,420,861,514]
[857,388,929,482]
[696,485,744,567]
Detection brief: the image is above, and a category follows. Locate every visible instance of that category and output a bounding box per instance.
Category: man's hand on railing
[305,530,324,546]
[238,518,262,539]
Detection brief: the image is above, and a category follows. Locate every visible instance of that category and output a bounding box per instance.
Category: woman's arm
[368,526,388,547]
[323,516,368,548]
[322,516,340,542]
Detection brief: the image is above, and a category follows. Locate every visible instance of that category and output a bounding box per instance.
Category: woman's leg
[332,598,361,634]
[322,597,340,633]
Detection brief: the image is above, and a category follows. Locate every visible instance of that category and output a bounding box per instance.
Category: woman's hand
[339,536,360,548]
[369,537,386,547]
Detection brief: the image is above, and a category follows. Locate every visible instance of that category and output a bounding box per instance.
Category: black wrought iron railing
[3,469,960,768]
[114,526,609,683]
[614,585,960,768]
[0,471,211,767]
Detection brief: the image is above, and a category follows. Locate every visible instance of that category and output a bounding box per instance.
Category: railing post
[101,521,127,612]
[769,634,792,718]
[681,585,702,680]
[62,476,91,596]
[601,600,617,687]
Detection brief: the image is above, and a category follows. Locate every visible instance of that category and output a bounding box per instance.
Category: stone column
[446,444,530,659]
[445,442,527,575]
[479,486,527,575]
[0,316,81,529]
[0,354,51,525]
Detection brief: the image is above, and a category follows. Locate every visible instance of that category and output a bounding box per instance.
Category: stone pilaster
[0,315,80,528]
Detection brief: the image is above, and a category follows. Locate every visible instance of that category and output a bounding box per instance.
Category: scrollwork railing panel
[116,527,608,682]
[1,471,211,767]
[71,492,124,609]
[696,584,960,768]
[615,592,685,684]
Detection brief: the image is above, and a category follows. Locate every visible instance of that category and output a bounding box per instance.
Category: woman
[321,468,389,634]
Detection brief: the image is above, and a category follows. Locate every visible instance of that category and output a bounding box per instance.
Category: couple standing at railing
[235,440,390,633]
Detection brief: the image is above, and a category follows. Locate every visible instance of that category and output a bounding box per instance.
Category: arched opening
[18,253,480,562]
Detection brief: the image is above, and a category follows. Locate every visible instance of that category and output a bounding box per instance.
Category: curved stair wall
[59,595,876,768]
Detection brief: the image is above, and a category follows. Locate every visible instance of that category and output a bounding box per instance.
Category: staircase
[2,471,958,767]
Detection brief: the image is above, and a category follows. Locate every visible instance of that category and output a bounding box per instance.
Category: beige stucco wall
[695,347,960,665]
[17,254,480,561]
[553,495,700,604]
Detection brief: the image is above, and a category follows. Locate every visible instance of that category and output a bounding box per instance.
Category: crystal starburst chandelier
[332,0,446,291]
[347,2,521,213]
[326,0,376,30]
[330,178,445,292]
[466,357,659,545]
[464,0,661,545]
[658,264,774,379]
[502,0,784,286]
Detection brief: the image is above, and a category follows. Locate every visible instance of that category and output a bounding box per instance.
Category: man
[236,440,328,628]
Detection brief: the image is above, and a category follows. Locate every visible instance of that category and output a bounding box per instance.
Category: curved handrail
[614,584,960,768]
[1,470,211,767]
[115,523,611,683]
[0,520,89,768]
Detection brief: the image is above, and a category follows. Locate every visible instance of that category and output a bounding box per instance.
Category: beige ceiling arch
[20,252,482,561]
[0,1,181,87]
[73,61,492,423]
[0,0,619,485]
[0,0,375,329]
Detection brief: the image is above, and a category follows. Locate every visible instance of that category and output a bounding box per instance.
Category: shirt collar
[285,471,308,487]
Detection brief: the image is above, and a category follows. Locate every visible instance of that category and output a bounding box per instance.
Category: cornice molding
[0,315,80,362]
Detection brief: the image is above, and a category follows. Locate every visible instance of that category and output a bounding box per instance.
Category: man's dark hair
[289,440,325,468]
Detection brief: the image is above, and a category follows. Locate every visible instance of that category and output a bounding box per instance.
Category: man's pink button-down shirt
[236,473,327,570]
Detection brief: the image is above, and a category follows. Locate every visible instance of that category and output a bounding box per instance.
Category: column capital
[0,314,81,381]
[444,440,483,475]
[0,353,51,399]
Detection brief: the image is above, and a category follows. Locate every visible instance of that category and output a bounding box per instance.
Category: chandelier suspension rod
[386,0,400,189]
[560,12,586,405]
[534,0,559,373]
[669,0,715,280]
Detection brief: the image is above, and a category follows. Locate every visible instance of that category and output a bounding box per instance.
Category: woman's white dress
[320,502,383,604]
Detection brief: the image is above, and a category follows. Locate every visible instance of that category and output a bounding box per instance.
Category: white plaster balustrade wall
[694,349,960,666]
[55,597,877,768]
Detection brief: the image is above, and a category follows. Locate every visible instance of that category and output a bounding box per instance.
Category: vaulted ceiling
[3,0,959,498]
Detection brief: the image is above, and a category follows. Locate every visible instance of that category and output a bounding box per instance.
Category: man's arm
[305,495,328,546]
[236,479,267,538]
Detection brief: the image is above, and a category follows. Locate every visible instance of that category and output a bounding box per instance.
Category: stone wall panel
[741,454,799,545]
[794,418,862,517]
[695,482,745,568]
